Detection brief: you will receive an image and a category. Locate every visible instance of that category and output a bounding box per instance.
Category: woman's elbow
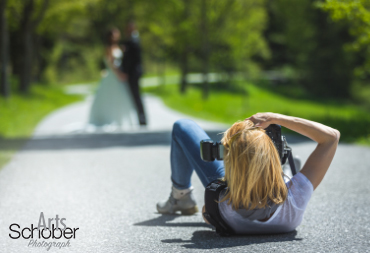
[333,129,340,141]
[329,129,340,143]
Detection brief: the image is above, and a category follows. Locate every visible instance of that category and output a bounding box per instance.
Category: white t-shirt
[219,172,314,234]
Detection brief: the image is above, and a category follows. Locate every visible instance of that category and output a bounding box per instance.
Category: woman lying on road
[157,113,340,234]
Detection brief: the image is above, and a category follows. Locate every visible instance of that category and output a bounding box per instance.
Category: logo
[9,212,79,251]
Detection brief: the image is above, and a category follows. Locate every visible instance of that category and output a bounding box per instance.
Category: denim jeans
[170,119,225,190]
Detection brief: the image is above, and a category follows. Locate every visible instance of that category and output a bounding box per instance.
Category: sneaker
[156,191,198,215]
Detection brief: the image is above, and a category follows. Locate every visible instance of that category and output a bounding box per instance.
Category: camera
[200,124,297,174]
[200,140,224,161]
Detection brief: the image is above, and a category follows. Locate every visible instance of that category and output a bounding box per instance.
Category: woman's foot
[156,187,198,215]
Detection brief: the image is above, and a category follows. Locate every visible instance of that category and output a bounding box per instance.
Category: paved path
[33,95,226,135]
[0,94,369,252]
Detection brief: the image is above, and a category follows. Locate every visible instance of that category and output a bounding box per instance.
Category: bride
[88,28,138,130]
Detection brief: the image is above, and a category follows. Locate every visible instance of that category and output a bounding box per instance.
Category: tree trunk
[18,0,49,94]
[179,49,188,94]
[156,55,166,86]
[20,26,33,93]
[201,0,209,99]
[19,0,34,94]
[0,0,9,97]
[179,0,190,94]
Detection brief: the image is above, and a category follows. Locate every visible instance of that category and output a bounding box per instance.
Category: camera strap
[203,180,235,236]
[287,149,297,175]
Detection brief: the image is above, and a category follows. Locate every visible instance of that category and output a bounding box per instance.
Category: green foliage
[5,0,269,87]
[137,0,269,76]
[0,84,82,138]
[143,82,370,144]
[265,0,355,98]
[207,0,270,73]
[318,0,370,79]
[266,0,316,68]
[38,0,102,84]
[4,0,370,100]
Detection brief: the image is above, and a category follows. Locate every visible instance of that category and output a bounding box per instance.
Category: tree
[20,0,49,93]
[8,0,99,86]
[4,0,269,98]
[0,0,9,97]
[198,0,269,97]
[8,0,49,94]
[201,0,209,99]
[305,8,353,98]
[318,0,370,79]
[264,0,354,98]
[136,0,199,93]
[139,0,269,97]
[37,0,99,84]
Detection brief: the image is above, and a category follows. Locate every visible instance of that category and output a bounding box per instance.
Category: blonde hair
[220,120,287,210]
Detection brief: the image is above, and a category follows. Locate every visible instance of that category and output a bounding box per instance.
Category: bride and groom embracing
[88,23,147,131]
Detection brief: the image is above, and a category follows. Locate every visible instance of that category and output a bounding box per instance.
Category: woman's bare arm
[247,113,340,190]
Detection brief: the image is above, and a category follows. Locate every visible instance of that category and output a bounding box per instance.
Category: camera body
[200,124,291,165]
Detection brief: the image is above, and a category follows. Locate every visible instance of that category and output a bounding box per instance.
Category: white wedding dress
[88,48,138,130]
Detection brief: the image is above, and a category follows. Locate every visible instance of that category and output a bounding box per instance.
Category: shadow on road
[135,214,302,249]
[0,131,311,151]
[162,230,301,249]
[2,131,174,151]
[134,214,212,228]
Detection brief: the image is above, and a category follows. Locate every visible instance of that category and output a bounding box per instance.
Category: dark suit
[120,35,146,125]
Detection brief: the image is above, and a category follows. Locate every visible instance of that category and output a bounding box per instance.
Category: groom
[120,21,147,126]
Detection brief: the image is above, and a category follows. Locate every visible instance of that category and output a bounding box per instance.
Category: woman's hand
[247,112,340,190]
[245,112,277,129]
[116,71,128,82]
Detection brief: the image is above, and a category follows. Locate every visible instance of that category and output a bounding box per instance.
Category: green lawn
[0,84,83,168]
[143,81,370,144]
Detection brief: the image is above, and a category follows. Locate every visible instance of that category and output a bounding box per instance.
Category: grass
[0,84,83,168]
[143,81,370,145]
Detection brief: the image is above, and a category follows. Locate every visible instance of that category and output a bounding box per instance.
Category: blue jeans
[170,119,225,190]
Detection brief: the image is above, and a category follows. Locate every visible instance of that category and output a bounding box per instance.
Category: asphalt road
[0,95,369,252]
